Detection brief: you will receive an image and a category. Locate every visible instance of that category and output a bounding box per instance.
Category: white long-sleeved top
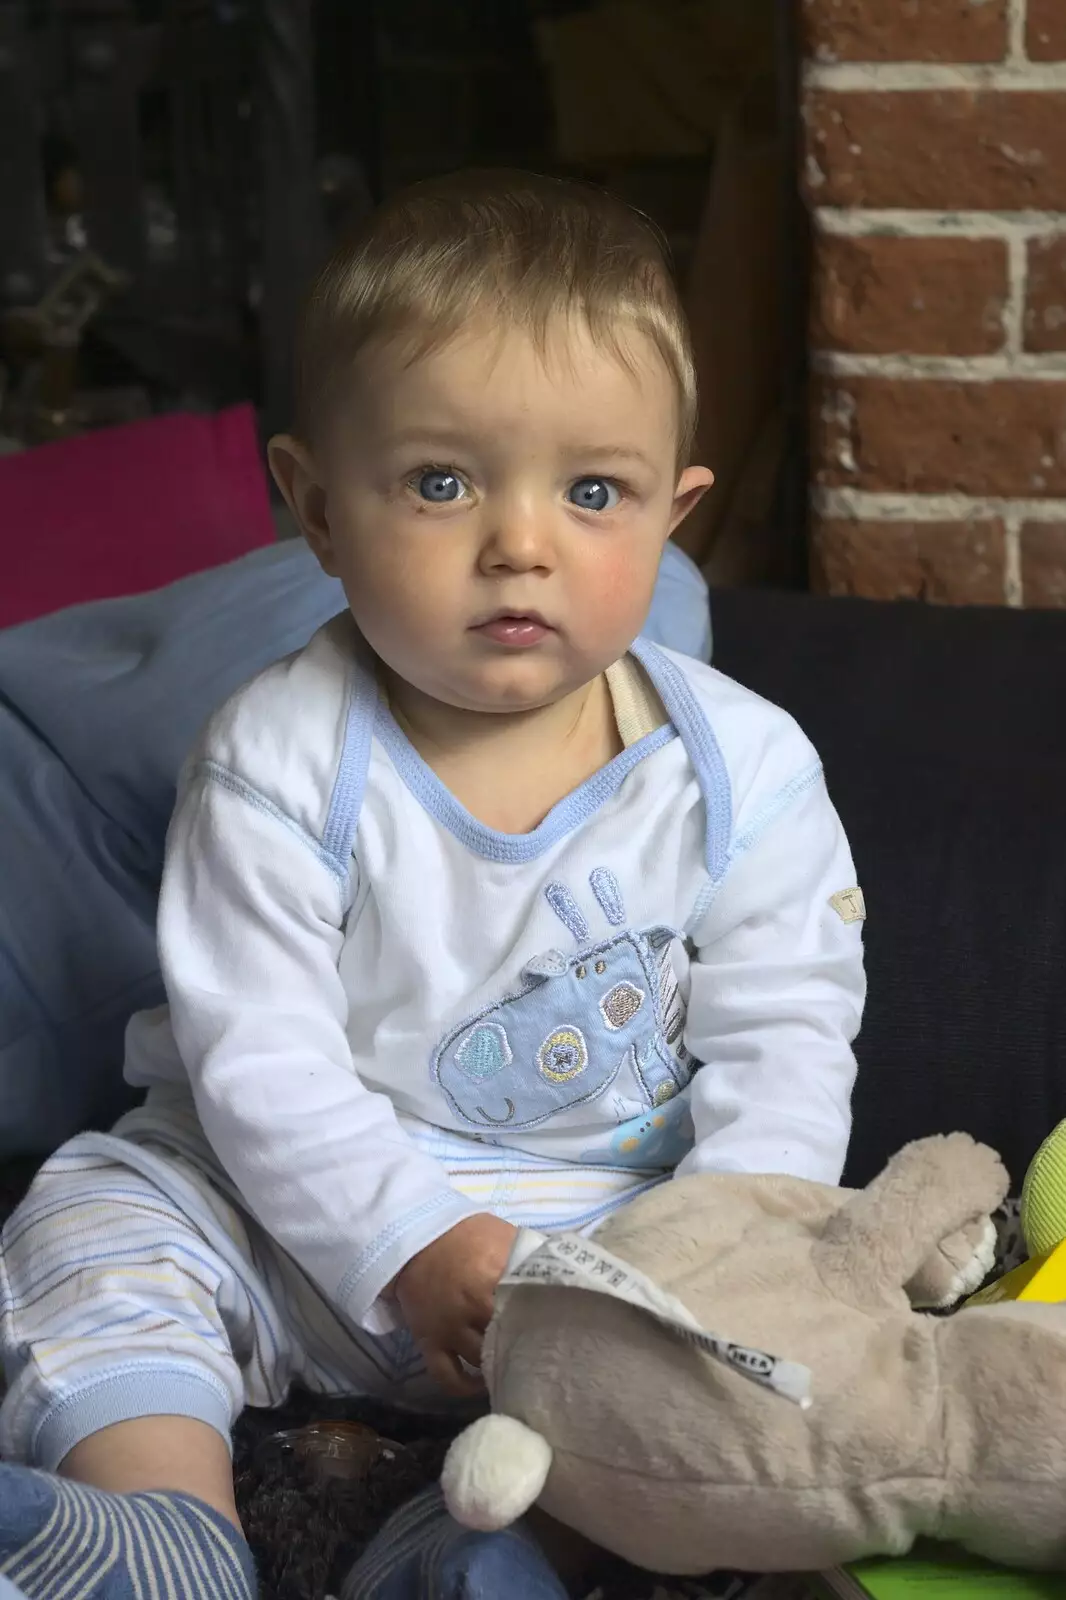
[125,615,865,1331]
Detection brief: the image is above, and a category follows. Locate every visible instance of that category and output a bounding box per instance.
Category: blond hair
[294,167,699,471]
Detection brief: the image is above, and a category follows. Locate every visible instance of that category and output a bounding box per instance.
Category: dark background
[0,0,807,584]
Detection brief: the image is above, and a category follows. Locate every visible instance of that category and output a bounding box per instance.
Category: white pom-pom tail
[441,1414,553,1531]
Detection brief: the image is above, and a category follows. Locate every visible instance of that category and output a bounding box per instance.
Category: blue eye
[415,468,465,502]
[568,477,620,513]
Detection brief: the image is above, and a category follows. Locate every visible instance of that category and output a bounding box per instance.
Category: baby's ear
[668,465,715,538]
[267,434,337,576]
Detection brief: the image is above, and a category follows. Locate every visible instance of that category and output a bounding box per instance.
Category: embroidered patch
[523,949,569,979]
[476,1096,516,1125]
[589,867,626,927]
[545,882,590,942]
[829,887,866,924]
[658,947,687,1048]
[600,981,645,1031]
[455,1022,513,1080]
[615,1111,666,1159]
[537,1025,588,1083]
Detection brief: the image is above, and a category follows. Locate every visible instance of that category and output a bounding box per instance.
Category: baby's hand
[393,1213,518,1395]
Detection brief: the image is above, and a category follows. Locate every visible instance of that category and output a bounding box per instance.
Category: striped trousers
[0,1090,661,1471]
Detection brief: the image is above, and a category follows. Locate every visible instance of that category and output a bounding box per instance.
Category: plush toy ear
[814,1133,1008,1309]
[441,1415,553,1532]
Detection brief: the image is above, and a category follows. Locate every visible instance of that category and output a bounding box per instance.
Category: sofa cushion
[0,405,276,628]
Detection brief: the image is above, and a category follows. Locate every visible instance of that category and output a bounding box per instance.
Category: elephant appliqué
[431,869,696,1135]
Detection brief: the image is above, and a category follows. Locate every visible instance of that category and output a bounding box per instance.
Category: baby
[0,169,865,1600]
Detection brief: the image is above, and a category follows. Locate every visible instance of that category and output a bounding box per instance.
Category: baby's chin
[426,657,603,717]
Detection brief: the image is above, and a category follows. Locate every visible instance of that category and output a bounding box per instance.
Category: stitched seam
[374,708,676,863]
[322,663,377,865]
[335,1192,466,1305]
[687,762,827,938]
[30,1363,232,1461]
[629,639,733,884]
[729,761,824,861]
[196,761,348,886]
[685,878,717,934]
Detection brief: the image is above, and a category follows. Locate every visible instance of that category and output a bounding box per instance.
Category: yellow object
[966,1238,1066,1307]
[1020,1118,1066,1257]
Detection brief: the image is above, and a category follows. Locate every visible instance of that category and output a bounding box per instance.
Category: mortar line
[814,488,1066,522]
[813,209,1066,241]
[1007,0,1028,64]
[1003,512,1024,606]
[804,60,1066,90]
[1003,231,1028,358]
[812,351,1066,380]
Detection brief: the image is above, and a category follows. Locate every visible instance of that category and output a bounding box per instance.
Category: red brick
[811,517,1007,604]
[1028,0,1066,61]
[1024,236,1066,353]
[803,91,1066,211]
[811,234,1008,356]
[1020,522,1066,606]
[800,0,1008,64]
[812,377,1066,497]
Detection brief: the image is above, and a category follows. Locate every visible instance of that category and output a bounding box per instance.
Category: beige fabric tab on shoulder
[829,887,866,924]
[605,655,668,748]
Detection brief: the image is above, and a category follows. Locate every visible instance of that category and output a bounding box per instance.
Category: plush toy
[442,1134,1066,1576]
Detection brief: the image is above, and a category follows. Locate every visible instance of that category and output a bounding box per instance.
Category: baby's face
[308,315,710,714]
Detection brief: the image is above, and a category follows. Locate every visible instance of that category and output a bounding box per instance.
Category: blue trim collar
[629,637,732,884]
[374,701,676,864]
[363,637,732,873]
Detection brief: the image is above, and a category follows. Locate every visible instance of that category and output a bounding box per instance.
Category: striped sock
[0,1464,257,1600]
[340,1484,567,1600]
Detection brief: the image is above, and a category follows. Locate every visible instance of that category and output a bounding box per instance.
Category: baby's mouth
[470,611,555,648]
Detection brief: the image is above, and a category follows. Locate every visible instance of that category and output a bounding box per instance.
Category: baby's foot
[0,1463,257,1599]
[341,1483,568,1599]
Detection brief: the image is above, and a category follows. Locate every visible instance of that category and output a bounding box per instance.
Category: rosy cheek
[582,546,654,618]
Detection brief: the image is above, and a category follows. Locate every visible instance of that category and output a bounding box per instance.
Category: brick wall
[800,0,1066,607]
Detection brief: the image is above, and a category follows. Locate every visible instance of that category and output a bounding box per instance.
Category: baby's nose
[479,503,556,572]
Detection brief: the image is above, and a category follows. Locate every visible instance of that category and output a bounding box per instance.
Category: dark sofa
[710,587,1066,1193]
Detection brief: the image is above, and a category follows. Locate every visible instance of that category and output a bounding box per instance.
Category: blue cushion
[0,539,711,1157]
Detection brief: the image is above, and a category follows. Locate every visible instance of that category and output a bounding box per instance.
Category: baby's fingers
[422,1343,486,1397]
[454,1324,486,1372]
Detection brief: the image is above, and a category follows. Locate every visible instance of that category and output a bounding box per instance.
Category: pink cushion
[0,403,276,627]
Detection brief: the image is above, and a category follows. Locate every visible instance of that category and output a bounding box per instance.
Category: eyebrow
[387,430,659,474]
[566,443,659,473]
[386,427,474,452]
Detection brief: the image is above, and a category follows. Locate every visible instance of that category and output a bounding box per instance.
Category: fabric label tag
[500,1230,812,1407]
[829,887,866,924]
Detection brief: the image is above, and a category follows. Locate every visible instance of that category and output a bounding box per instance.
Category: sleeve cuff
[335,1188,481,1332]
